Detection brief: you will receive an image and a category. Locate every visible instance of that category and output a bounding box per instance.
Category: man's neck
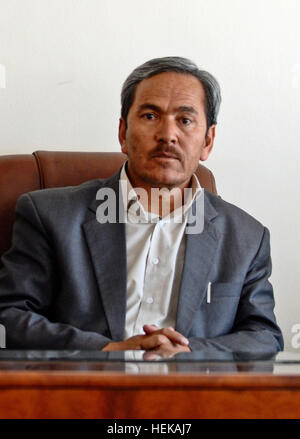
[124,164,195,218]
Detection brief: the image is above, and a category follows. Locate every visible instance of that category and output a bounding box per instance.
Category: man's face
[119,72,215,190]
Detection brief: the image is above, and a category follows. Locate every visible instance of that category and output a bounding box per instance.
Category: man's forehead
[132,72,206,108]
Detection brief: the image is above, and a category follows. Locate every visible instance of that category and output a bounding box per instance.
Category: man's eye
[182,118,192,125]
[142,113,156,120]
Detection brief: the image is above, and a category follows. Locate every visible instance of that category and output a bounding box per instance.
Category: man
[0,57,283,355]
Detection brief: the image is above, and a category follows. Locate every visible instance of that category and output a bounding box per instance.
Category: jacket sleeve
[188,227,284,354]
[0,193,112,350]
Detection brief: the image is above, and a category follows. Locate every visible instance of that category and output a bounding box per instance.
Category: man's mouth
[152,152,179,160]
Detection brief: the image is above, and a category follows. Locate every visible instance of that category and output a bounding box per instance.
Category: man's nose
[154,118,178,144]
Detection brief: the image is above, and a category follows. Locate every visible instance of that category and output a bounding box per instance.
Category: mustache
[150,145,183,161]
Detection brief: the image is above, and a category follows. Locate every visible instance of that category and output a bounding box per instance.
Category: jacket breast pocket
[188,282,243,338]
[208,282,243,301]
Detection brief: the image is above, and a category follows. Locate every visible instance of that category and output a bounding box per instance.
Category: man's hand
[142,324,191,358]
[102,324,190,356]
[142,343,190,360]
[141,324,191,357]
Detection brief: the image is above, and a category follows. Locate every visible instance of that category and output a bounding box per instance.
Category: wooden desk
[0,353,300,419]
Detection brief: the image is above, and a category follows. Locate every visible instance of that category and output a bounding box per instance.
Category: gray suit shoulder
[14,179,108,231]
[18,178,103,209]
[204,189,267,238]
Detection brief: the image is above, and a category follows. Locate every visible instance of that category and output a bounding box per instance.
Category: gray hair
[121,56,221,132]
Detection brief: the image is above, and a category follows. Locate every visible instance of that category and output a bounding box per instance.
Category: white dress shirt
[120,163,202,340]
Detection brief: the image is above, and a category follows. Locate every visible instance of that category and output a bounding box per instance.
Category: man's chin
[141,171,186,189]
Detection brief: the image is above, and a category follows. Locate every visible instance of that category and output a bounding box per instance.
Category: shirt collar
[120,162,155,222]
[120,161,203,223]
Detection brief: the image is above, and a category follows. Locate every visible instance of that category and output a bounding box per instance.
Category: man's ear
[200,125,216,161]
[118,117,128,155]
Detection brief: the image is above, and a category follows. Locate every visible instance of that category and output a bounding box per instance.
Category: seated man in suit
[0,57,283,355]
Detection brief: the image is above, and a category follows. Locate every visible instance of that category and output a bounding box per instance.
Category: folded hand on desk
[102,324,191,357]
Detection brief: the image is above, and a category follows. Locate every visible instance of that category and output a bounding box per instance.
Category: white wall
[0,0,299,350]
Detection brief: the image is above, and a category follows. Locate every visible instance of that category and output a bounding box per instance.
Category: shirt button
[146,297,154,304]
[152,257,159,265]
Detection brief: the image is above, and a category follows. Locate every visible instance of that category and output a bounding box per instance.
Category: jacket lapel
[176,191,220,336]
[83,172,127,341]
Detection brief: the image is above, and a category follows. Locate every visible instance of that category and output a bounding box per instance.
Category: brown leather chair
[0,150,217,266]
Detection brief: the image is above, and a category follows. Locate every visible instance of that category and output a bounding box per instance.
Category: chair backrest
[0,150,217,263]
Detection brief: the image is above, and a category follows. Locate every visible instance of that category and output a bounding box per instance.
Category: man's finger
[143,325,189,346]
[143,324,160,334]
[140,333,171,350]
[160,328,189,346]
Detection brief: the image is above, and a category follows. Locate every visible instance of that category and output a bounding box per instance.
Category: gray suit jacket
[0,170,284,352]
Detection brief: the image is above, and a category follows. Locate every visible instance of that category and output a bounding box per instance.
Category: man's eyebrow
[137,103,198,114]
[138,103,161,112]
[177,106,198,115]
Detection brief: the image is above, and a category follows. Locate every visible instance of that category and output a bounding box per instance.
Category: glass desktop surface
[0,349,298,362]
[0,349,300,374]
